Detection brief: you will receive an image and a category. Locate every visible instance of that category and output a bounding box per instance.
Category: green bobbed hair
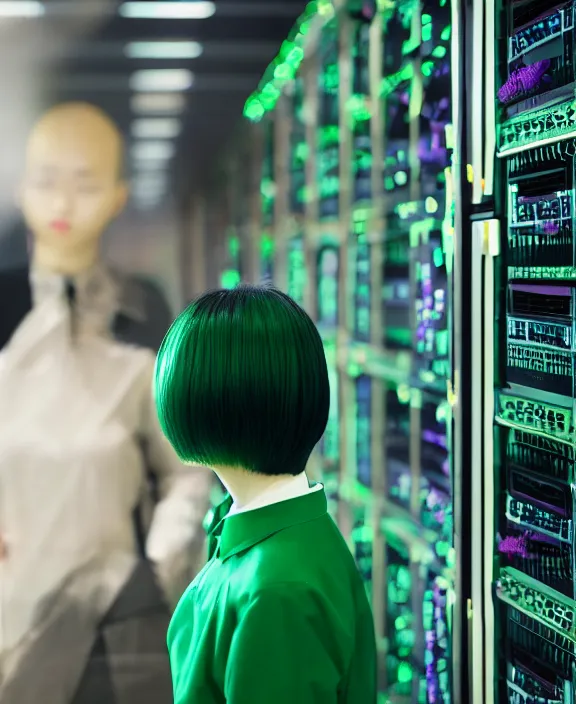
[154,285,330,476]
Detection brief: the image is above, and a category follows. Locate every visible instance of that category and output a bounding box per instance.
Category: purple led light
[498,532,530,558]
[425,581,450,703]
[418,143,447,165]
[509,283,571,296]
[426,488,446,509]
[360,1,376,20]
[541,221,560,235]
[422,429,447,448]
[423,485,449,528]
[497,59,551,104]
[517,193,557,204]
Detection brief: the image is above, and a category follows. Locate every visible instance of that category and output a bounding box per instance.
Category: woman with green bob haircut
[154,284,377,704]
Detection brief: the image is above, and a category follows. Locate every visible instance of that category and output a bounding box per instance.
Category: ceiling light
[131,93,186,115]
[119,2,215,19]
[131,161,170,173]
[131,141,175,161]
[132,179,166,209]
[125,41,203,60]
[0,1,44,16]
[132,192,164,211]
[133,172,166,186]
[133,182,166,199]
[130,69,193,92]
[133,197,164,212]
[131,118,181,139]
[133,175,166,194]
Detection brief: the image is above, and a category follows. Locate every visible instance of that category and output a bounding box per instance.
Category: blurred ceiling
[0,1,120,255]
[0,0,307,270]
[43,0,308,203]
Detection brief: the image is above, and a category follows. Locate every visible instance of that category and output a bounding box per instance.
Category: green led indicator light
[436,541,450,557]
[397,662,413,683]
[433,247,444,267]
[422,60,435,77]
[395,616,407,630]
[394,171,408,186]
[261,235,275,259]
[221,269,241,290]
[243,0,331,122]
[229,236,240,259]
[396,384,411,405]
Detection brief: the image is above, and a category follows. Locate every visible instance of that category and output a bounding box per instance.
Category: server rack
[485,1,576,703]
[237,0,467,701]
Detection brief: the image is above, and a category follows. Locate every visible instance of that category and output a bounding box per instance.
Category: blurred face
[20,125,127,254]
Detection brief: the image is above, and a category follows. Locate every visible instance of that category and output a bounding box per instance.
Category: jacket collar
[30,263,146,323]
[207,484,327,561]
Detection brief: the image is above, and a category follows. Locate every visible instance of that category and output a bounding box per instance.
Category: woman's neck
[213,466,307,512]
[32,241,100,277]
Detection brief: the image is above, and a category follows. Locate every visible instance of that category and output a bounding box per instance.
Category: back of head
[155,284,330,476]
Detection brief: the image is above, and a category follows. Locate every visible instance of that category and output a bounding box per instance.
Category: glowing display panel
[383,219,412,349]
[412,224,449,383]
[385,542,420,699]
[221,233,241,289]
[507,141,576,280]
[316,243,340,515]
[385,388,411,508]
[317,242,339,329]
[507,284,575,397]
[321,354,340,517]
[385,390,452,545]
[353,499,372,592]
[384,538,452,703]
[289,76,307,215]
[261,120,275,229]
[356,375,372,487]
[353,209,372,343]
[260,234,274,284]
[351,20,372,204]
[420,398,452,552]
[317,18,340,220]
[287,234,306,306]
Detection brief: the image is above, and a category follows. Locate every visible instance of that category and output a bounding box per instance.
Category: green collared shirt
[168,486,377,703]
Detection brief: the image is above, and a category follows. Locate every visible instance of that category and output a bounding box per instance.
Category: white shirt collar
[29,263,147,335]
[227,473,321,517]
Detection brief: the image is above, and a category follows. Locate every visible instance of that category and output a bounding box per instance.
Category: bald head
[20,102,129,272]
[26,102,124,179]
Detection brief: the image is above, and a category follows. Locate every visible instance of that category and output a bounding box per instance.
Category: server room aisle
[179,0,576,701]
[211,1,462,702]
